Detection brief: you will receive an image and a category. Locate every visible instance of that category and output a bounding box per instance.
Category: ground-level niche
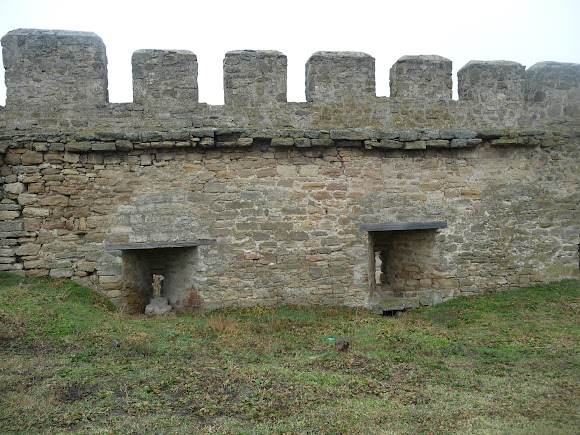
[106,240,215,313]
[359,221,447,314]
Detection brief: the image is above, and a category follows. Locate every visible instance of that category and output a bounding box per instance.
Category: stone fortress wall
[0,29,578,313]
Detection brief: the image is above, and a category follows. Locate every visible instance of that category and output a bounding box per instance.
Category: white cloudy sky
[0,0,579,105]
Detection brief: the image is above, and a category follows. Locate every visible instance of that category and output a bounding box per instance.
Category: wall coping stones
[359,221,448,232]
[105,240,217,250]
[0,129,567,154]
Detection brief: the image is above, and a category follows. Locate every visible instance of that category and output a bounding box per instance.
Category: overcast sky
[0,0,579,105]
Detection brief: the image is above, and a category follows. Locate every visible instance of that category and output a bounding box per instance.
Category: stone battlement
[1,28,579,134]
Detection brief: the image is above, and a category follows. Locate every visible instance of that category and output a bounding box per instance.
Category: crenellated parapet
[1,28,579,133]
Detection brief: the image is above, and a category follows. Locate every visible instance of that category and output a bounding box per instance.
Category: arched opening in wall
[360,221,448,313]
[106,240,215,313]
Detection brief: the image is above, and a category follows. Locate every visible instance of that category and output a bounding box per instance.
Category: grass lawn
[0,272,578,434]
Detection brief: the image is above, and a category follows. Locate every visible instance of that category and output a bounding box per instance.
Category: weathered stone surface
[458,60,525,101]
[0,221,23,232]
[14,243,40,256]
[49,268,74,278]
[224,50,287,106]
[133,49,198,106]
[524,62,580,119]
[21,150,44,164]
[390,55,452,101]
[1,29,108,108]
[22,207,49,217]
[17,194,38,205]
[4,182,25,194]
[306,51,375,103]
[0,210,20,220]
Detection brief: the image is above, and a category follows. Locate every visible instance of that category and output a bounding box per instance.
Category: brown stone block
[22,207,50,218]
[256,168,276,178]
[277,179,294,187]
[14,244,41,256]
[40,195,69,206]
[27,183,45,193]
[23,259,45,269]
[5,152,22,165]
[302,182,325,190]
[258,253,278,264]
[21,151,44,165]
[26,269,49,277]
[51,186,80,196]
[320,168,342,177]
[43,222,65,230]
[183,163,202,172]
[117,195,132,203]
[326,182,349,191]
[312,191,332,200]
[419,182,441,191]
[217,171,235,179]
[460,190,481,199]
[21,174,42,183]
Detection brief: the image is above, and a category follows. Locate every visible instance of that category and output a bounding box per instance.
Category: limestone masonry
[1,29,579,313]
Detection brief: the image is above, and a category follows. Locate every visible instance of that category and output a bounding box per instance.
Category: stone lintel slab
[359,221,447,232]
[105,240,216,250]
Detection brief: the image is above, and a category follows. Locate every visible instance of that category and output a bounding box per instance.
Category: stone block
[0,220,23,232]
[65,141,92,152]
[4,182,25,195]
[92,142,116,152]
[50,268,74,278]
[40,195,68,206]
[18,193,38,205]
[0,211,20,220]
[21,151,44,165]
[27,183,45,194]
[26,269,49,277]
[14,243,41,256]
[4,152,22,165]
